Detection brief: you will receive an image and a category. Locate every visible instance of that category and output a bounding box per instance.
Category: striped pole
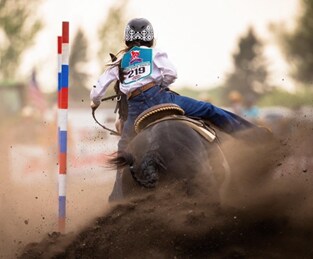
[58,36,62,108]
[57,21,69,233]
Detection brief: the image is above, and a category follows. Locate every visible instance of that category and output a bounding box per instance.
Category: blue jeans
[118,85,255,151]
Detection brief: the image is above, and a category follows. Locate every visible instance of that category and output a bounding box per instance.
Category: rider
[90,18,257,151]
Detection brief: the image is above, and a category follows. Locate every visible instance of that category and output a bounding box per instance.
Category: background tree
[69,27,90,102]
[280,0,313,86]
[223,27,270,104]
[0,0,42,82]
[97,0,129,69]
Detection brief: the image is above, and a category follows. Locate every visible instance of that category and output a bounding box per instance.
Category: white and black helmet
[124,18,154,46]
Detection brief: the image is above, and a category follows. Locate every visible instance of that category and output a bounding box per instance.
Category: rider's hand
[90,100,100,110]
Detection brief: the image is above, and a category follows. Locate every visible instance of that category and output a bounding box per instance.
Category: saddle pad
[139,115,217,142]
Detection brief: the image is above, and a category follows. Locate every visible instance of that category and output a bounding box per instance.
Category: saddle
[134,103,216,142]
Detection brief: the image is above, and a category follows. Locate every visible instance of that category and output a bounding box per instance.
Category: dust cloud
[16,117,313,259]
[0,110,117,259]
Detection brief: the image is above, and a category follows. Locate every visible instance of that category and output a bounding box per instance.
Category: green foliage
[223,27,270,103]
[281,0,313,85]
[69,27,90,102]
[175,87,200,99]
[176,86,225,106]
[0,0,42,81]
[97,0,130,69]
[258,88,313,108]
[179,86,313,109]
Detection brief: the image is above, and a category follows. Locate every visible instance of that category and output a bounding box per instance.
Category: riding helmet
[124,18,154,46]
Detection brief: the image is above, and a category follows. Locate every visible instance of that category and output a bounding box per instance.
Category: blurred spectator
[198,92,212,102]
[242,94,260,123]
[228,90,244,116]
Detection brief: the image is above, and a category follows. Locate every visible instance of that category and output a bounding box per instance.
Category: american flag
[28,69,47,112]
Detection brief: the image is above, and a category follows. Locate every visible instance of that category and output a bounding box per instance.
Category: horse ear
[109,53,118,62]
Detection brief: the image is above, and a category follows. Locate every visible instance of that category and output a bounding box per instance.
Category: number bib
[121,47,153,85]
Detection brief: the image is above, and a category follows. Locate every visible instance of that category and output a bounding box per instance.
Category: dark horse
[108,104,230,201]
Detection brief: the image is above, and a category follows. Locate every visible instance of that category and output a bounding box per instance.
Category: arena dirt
[2,117,313,259]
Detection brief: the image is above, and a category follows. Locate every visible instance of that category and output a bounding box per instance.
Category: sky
[21,0,300,93]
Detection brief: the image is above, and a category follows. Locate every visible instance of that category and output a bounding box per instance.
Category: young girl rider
[90,18,257,152]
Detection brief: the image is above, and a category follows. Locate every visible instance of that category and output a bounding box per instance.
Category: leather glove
[90,100,100,110]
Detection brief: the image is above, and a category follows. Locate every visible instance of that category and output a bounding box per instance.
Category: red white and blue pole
[57,21,69,233]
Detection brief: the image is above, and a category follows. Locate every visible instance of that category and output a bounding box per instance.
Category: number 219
[128,67,145,78]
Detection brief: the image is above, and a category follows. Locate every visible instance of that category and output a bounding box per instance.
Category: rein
[91,106,120,136]
[91,53,127,136]
[101,94,119,102]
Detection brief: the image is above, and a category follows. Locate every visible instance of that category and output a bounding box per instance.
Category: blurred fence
[6,107,118,185]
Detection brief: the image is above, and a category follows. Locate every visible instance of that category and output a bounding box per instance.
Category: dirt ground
[0,113,116,259]
[2,115,313,259]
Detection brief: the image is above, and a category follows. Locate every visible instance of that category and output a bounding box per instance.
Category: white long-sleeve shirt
[90,47,177,105]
